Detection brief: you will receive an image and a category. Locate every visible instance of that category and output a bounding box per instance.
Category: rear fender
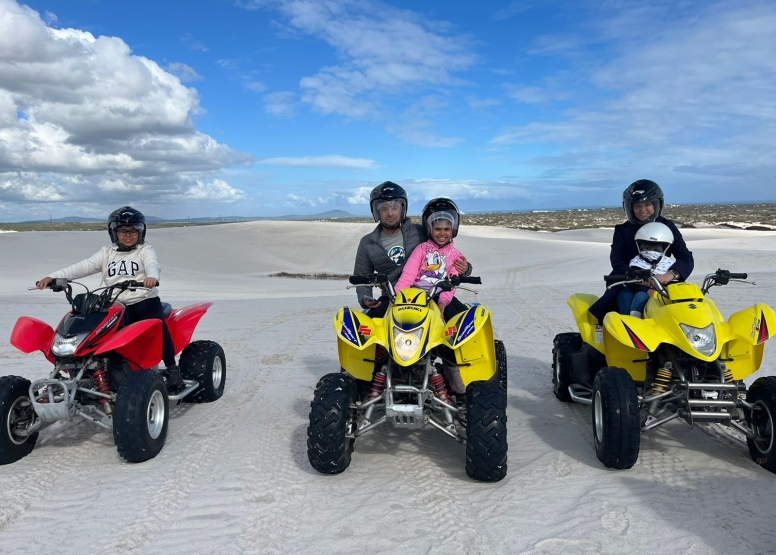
[167,302,214,354]
[445,305,496,385]
[94,320,163,370]
[567,293,605,354]
[334,307,386,381]
[723,303,776,379]
[10,317,55,363]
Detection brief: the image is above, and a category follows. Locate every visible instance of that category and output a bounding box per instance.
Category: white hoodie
[49,243,161,305]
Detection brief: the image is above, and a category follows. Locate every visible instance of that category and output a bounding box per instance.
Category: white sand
[1,221,776,555]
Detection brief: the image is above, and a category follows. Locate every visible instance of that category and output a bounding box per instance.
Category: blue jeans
[616,288,649,315]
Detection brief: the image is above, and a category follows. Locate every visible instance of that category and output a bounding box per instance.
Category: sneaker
[165,364,186,394]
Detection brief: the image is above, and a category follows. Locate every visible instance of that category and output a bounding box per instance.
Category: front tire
[495,340,507,390]
[307,373,357,474]
[0,376,38,465]
[113,371,169,463]
[592,367,640,469]
[746,377,776,473]
[552,333,581,402]
[466,381,508,482]
[179,340,226,403]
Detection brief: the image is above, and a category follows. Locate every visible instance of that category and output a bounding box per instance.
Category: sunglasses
[117,229,139,237]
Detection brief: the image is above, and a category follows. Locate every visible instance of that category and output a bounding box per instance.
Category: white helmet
[635,222,673,262]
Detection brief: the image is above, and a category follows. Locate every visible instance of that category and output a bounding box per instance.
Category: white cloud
[263,91,296,117]
[167,62,203,83]
[185,179,246,202]
[258,155,377,169]
[243,80,267,93]
[286,193,317,207]
[242,0,475,123]
[181,33,209,52]
[346,186,372,205]
[489,0,776,198]
[0,0,254,208]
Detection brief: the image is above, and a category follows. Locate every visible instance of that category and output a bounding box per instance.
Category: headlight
[51,332,89,356]
[393,327,424,362]
[680,323,716,356]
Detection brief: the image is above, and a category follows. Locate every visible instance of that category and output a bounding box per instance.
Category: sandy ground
[1,221,776,555]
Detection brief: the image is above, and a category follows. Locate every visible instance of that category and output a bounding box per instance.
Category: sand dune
[1,222,776,555]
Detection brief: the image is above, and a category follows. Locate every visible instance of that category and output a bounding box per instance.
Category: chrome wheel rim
[6,396,33,446]
[147,390,166,440]
[212,356,223,390]
[594,390,603,442]
[554,354,561,387]
[752,400,774,454]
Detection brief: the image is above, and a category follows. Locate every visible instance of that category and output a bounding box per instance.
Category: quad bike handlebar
[31,279,153,314]
[605,268,755,297]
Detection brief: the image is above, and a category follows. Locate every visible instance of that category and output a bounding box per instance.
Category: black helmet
[623,179,664,225]
[369,181,408,230]
[108,206,146,244]
[421,197,460,239]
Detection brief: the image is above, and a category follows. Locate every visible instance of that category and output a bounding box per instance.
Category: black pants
[124,297,176,367]
[366,294,468,321]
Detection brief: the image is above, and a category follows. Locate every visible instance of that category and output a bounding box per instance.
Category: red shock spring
[430,374,451,403]
[369,371,387,400]
[93,370,110,404]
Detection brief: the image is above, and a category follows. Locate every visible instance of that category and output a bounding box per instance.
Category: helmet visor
[372,199,406,222]
[426,210,458,230]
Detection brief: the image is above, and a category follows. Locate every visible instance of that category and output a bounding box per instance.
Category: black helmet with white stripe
[421,197,460,238]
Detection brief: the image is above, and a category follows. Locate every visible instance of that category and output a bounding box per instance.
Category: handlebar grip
[729,273,748,280]
[458,276,482,285]
[348,274,388,286]
[604,274,628,284]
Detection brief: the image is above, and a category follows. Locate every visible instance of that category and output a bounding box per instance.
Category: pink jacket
[395,240,464,308]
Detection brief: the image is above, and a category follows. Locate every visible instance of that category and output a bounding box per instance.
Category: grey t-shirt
[380,230,406,265]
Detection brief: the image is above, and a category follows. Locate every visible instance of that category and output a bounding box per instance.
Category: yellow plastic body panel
[723,303,776,380]
[567,293,605,354]
[334,288,497,385]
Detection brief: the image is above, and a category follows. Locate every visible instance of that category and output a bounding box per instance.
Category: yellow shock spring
[724,369,734,383]
[652,368,672,396]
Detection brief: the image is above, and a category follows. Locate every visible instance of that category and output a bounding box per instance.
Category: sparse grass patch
[268,272,350,280]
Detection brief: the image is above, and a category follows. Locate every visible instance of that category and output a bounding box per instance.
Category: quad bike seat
[161,302,172,318]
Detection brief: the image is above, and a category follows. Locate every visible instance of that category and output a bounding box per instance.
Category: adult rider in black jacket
[353,181,471,318]
[589,179,694,322]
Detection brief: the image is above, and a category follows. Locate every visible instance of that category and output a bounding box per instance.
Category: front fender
[723,303,776,380]
[10,317,55,363]
[602,313,674,381]
[568,293,604,354]
[94,319,162,370]
[445,305,496,384]
[334,307,386,381]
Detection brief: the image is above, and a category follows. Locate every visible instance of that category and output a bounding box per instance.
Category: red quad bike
[1,278,225,465]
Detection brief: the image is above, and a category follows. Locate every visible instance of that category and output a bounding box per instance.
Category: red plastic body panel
[76,304,124,355]
[166,302,213,354]
[94,319,163,370]
[10,317,56,363]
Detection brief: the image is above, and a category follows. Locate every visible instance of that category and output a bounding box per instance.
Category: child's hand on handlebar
[36,277,53,290]
[143,277,158,288]
[364,297,382,309]
[655,272,674,285]
[453,256,468,274]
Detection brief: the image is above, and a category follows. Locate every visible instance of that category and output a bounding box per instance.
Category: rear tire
[746,377,776,473]
[592,367,640,470]
[0,376,38,465]
[179,340,226,403]
[495,340,507,390]
[113,371,169,463]
[552,333,581,402]
[466,381,508,482]
[307,373,357,474]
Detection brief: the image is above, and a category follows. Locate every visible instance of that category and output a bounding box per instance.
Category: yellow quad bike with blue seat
[552,268,776,472]
[307,274,508,482]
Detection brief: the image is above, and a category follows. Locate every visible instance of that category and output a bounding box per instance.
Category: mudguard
[567,293,605,354]
[93,319,163,370]
[166,302,213,354]
[722,303,776,380]
[334,307,385,381]
[445,305,497,384]
[10,317,56,363]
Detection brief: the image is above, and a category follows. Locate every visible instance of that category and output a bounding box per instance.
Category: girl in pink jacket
[395,198,467,320]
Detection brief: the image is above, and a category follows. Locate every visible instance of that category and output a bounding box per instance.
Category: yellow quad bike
[307,274,508,482]
[552,268,776,472]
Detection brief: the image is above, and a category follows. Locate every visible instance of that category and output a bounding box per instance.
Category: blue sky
[1,0,774,220]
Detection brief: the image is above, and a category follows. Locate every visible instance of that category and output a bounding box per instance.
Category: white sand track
[1,221,776,555]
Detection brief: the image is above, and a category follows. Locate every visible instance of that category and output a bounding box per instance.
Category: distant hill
[10,210,359,225]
